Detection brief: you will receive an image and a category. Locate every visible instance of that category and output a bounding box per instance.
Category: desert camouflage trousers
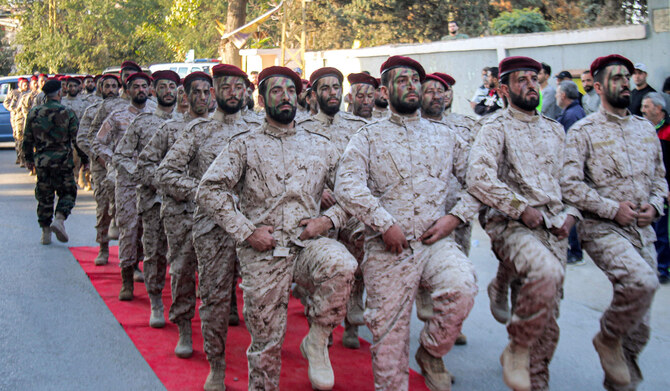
[579,226,659,391]
[164,209,197,324]
[140,203,168,296]
[363,236,477,391]
[115,182,142,268]
[91,162,114,244]
[238,236,357,391]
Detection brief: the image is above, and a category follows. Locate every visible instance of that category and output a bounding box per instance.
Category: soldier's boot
[108,218,119,240]
[487,278,510,324]
[149,294,165,328]
[203,360,226,391]
[175,320,193,358]
[51,212,69,243]
[300,324,335,390]
[228,283,239,326]
[500,342,531,391]
[455,332,467,346]
[415,345,452,391]
[133,263,144,282]
[593,332,630,386]
[118,266,135,301]
[40,227,52,245]
[342,319,360,349]
[94,242,109,266]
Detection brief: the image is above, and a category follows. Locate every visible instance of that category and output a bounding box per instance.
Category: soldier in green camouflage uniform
[23,80,86,244]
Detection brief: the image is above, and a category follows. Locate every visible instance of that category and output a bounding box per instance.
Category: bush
[491,8,551,35]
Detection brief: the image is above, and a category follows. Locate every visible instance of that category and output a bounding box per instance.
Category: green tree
[490,7,551,34]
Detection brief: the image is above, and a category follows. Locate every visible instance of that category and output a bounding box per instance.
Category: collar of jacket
[154,108,173,120]
[389,111,420,126]
[211,109,241,125]
[599,105,631,125]
[315,110,338,125]
[506,105,540,123]
[262,120,296,138]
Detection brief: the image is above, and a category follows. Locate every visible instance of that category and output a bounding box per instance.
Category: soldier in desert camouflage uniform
[347,72,377,121]
[23,80,86,245]
[560,55,666,391]
[61,76,92,189]
[137,71,212,358]
[335,56,479,391]
[372,77,390,120]
[10,78,31,168]
[197,66,357,391]
[157,64,261,390]
[115,70,180,328]
[467,56,580,391]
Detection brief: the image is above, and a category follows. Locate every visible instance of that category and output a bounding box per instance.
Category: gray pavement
[0,146,669,390]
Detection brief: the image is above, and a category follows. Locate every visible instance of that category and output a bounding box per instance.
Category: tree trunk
[219,0,247,67]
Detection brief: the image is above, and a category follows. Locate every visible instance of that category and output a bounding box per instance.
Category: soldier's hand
[321,189,336,209]
[383,224,408,254]
[246,225,276,252]
[420,214,461,245]
[520,206,543,228]
[299,216,333,240]
[614,201,638,226]
[550,215,576,240]
[637,203,656,227]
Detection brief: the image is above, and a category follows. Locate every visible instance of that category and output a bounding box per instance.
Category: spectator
[661,76,670,111]
[581,70,600,115]
[555,71,573,85]
[641,92,670,284]
[556,80,586,265]
[441,21,469,40]
[629,63,655,116]
[474,66,503,116]
[537,62,561,119]
[470,67,490,111]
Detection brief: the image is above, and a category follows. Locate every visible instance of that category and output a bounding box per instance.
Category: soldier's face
[120,69,136,86]
[421,79,446,117]
[30,80,38,90]
[188,80,212,116]
[154,79,177,107]
[374,85,388,108]
[128,79,149,105]
[445,87,453,109]
[503,70,540,112]
[102,79,120,99]
[214,75,246,114]
[18,80,28,91]
[352,83,375,119]
[38,77,47,89]
[384,67,421,115]
[261,76,297,124]
[596,65,631,109]
[84,78,95,92]
[67,82,80,97]
[313,76,342,116]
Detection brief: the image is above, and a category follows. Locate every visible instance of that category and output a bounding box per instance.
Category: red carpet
[70,246,430,391]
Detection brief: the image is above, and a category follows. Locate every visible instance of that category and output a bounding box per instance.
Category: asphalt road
[0,147,668,390]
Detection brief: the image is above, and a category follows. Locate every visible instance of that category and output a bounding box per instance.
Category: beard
[391,94,420,115]
[605,88,630,109]
[509,89,539,112]
[85,85,95,93]
[157,94,175,107]
[132,94,148,105]
[583,85,593,93]
[266,103,296,124]
[247,98,254,111]
[317,94,341,116]
[374,97,388,108]
[217,96,244,114]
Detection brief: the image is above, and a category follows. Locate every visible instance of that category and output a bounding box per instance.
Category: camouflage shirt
[22,99,84,168]
[75,101,103,157]
[301,110,368,156]
[61,95,90,120]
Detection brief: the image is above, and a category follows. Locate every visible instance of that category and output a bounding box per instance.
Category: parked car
[0,75,33,143]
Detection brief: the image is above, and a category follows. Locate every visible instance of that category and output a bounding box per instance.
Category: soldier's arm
[69,112,88,165]
[466,122,528,219]
[448,130,482,223]
[22,109,35,165]
[2,91,14,111]
[93,117,115,164]
[559,127,619,220]
[196,137,256,243]
[137,124,169,189]
[155,124,200,202]
[113,119,141,178]
[320,141,348,230]
[334,130,397,233]
[76,106,95,156]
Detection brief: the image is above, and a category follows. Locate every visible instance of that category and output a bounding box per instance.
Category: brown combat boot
[51,212,69,242]
[41,227,52,245]
[203,360,226,390]
[175,320,193,358]
[149,294,165,328]
[342,320,360,349]
[500,342,530,391]
[415,345,452,391]
[300,324,335,390]
[593,332,631,386]
[94,242,109,266]
[118,266,134,301]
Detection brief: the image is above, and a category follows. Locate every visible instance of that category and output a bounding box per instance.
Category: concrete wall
[241,0,670,115]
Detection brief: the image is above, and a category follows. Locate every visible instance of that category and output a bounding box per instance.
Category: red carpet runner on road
[70,246,430,391]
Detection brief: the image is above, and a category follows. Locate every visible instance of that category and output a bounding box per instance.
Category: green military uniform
[23,99,85,228]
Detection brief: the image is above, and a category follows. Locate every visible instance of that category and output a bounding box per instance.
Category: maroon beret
[183,71,213,88]
[380,56,426,82]
[93,75,102,83]
[212,64,247,80]
[590,54,634,78]
[125,72,152,85]
[100,74,121,84]
[57,76,67,82]
[38,73,48,78]
[67,76,82,84]
[247,83,256,92]
[347,73,379,89]
[30,75,38,81]
[375,78,381,86]
[309,67,343,85]
[120,61,142,72]
[54,74,63,78]
[433,72,455,86]
[423,74,450,90]
[17,77,27,83]
[83,75,94,80]
[498,56,542,78]
[258,66,302,95]
[151,70,181,85]
[301,79,312,88]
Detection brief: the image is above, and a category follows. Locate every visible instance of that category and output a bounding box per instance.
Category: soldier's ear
[380,85,389,101]
[258,93,266,109]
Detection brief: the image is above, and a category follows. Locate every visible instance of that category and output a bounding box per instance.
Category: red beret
[258,66,302,95]
[120,61,142,72]
[18,77,28,83]
[212,64,247,80]
[590,54,634,78]
[301,79,312,88]
[498,56,542,78]
[380,56,426,82]
[93,75,102,83]
[83,75,94,80]
[57,76,66,82]
[38,73,48,78]
[183,71,213,88]
[67,76,82,84]
[100,74,121,84]
[125,72,152,85]
[347,73,379,89]
[433,72,455,86]
[54,74,63,78]
[375,78,381,86]
[151,70,181,85]
[309,67,343,85]
[423,74,450,90]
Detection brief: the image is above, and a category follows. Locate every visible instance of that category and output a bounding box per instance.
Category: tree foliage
[490,7,551,35]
